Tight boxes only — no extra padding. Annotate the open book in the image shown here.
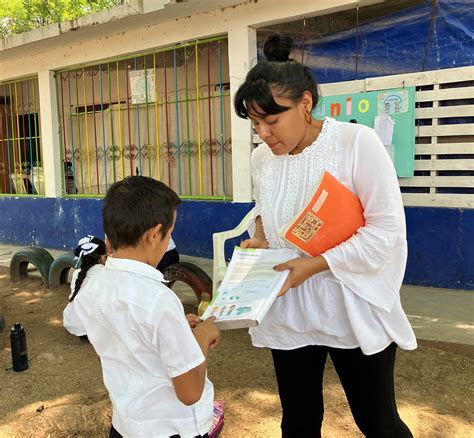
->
[279,171,365,257]
[201,246,299,330]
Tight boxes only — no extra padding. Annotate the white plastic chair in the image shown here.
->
[212,210,255,294]
[10,173,26,194]
[31,166,45,195]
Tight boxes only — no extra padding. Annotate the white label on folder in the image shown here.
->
[311,190,328,213]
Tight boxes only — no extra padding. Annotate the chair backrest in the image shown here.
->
[10,173,26,194]
[31,167,45,195]
[212,210,255,294]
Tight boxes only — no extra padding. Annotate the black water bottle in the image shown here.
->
[10,322,28,372]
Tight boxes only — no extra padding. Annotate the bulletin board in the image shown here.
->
[313,87,416,177]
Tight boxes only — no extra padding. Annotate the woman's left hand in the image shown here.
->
[274,256,329,297]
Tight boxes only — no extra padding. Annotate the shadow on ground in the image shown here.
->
[1,267,473,437]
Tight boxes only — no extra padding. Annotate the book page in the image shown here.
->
[202,247,298,328]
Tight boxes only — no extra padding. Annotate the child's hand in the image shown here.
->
[193,316,221,351]
[186,313,201,329]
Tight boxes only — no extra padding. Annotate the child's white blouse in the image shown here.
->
[63,265,103,336]
[249,118,417,355]
[71,257,214,437]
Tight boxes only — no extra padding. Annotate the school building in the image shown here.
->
[0,0,472,289]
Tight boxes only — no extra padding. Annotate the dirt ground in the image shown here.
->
[1,266,473,437]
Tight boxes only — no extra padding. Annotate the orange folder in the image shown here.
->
[279,171,365,257]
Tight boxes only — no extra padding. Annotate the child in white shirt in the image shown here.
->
[67,176,220,438]
[63,235,106,339]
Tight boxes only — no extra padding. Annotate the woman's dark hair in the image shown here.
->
[70,236,106,302]
[102,176,180,251]
[234,33,319,118]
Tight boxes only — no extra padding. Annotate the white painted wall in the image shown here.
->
[38,71,62,197]
[0,0,383,201]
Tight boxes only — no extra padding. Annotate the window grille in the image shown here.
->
[57,36,232,199]
[0,77,44,196]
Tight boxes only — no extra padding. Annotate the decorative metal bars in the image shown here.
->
[57,37,232,199]
[0,77,43,195]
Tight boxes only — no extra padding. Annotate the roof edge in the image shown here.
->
[1,0,171,52]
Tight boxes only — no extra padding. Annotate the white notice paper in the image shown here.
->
[374,115,396,146]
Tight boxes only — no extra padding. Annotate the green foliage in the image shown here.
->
[0,0,123,38]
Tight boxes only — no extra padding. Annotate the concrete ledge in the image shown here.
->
[1,0,248,52]
[1,1,155,52]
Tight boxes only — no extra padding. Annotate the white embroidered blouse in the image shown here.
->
[248,117,417,355]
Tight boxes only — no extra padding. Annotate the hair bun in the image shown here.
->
[263,33,293,62]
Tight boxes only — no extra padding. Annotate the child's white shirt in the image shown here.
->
[70,257,214,437]
[63,265,104,336]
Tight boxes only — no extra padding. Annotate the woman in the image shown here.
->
[234,33,416,437]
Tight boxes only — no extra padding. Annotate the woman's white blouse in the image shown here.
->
[248,118,417,355]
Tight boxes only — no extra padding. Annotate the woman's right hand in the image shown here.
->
[240,237,269,249]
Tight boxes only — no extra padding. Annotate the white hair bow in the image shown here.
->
[74,235,99,268]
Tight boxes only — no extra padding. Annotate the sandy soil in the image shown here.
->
[1,267,473,437]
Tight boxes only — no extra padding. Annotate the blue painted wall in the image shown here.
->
[0,196,253,257]
[405,207,474,290]
[0,197,472,290]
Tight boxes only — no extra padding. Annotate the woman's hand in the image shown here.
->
[241,216,269,249]
[274,255,329,296]
[240,237,269,249]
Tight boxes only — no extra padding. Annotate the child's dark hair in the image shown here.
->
[102,176,180,250]
[70,236,106,302]
[234,33,319,118]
